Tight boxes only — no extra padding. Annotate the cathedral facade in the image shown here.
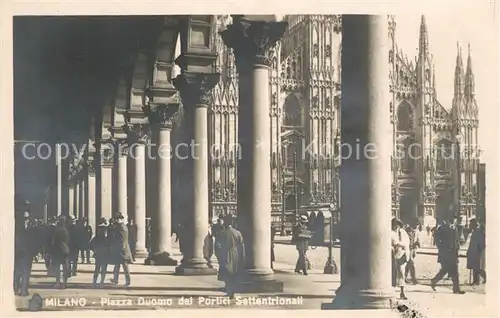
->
[173,15,481,227]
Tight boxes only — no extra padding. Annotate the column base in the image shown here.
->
[236,268,284,293]
[134,247,149,259]
[321,286,393,310]
[174,258,217,276]
[144,251,178,266]
[323,258,339,274]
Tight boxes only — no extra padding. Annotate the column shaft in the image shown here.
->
[74,180,80,218]
[100,165,113,220]
[117,154,128,221]
[80,178,86,219]
[56,144,62,215]
[173,73,219,275]
[68,185,74,217]
[220,17,287,290]
[133,143,148,256]
[154,128,172,253]
[87,169,97,237]
[323,15,392,310]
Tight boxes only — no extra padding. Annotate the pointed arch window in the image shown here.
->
[283,94,303,128]
[397,102,413,132]
[435,139,453,172]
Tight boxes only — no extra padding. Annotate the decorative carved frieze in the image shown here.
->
[173,72,220,107]
[220,17,288,71]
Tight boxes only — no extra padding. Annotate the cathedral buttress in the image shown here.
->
[416,15,434,218]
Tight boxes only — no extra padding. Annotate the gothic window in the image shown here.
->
[389,50,394,63]
[397,102,413,132]
[435,139,453,171]
[397,138,417,171]
[313,43,319,57]
[425,69,431,81]
[325,45,332,58]
[283,94,303,128]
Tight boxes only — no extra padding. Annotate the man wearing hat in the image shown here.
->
[109,212,132,287]
[293,214,312,275]
[430,215,465,294]
[14,211,37,296]
[90,217,110,287]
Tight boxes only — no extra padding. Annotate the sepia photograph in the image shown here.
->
[2,3,497,317]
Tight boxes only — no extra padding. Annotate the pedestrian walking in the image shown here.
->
[50,216,71,289]
[391,218,409,300]
[293,215,312,275]
[90,218,110,288]
[466,218,486,285]
[109,213,132,287]
[215,214,246,299]
[13,211,37,296]
[404,219,420,284]
[430,216,465,294]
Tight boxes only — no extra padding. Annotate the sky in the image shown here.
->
[393,5,497,163]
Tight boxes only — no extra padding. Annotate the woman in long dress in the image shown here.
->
[392,217,410,300]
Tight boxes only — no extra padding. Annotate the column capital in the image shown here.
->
[173,72,220,107]
[122,123,150,144]
[99,138,115,167]
[143,103,180,130]
[220,17,288,71]
[86,156,97,177]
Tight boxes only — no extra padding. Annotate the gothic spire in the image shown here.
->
[419,15,429,57]
[454,42,465,98]
[465,43,475,99]
[464,43,478,118]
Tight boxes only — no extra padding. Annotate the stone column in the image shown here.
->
[55,143,63,215]
[74,176,80,218]
[68,181,74,217]
[86,156,97,235]
[80,177,86,219]
[124,124,149,257]
[220,15,287,291]
[173,73,219,275]
[99,144,114,221]
[116,141,128,221]
[144,103,180,265]
[322,15,392,310]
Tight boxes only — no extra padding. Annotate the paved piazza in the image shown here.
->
[15,238,488,316]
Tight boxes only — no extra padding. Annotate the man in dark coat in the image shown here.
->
[431,216,465,294]
[68,216,79,276]
[51,216,71,289]
[466,218,486,285]
[90,218,110,287]
[215,214,246,299]
[110,213,132,287]
[293,215,312,275]
[80,218,92,264]
[14,211,37,296]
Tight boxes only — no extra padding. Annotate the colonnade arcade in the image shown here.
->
[11,15,398,308]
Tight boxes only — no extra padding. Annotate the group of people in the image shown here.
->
[391,215,486,300]
[15,207,487,300]
[14,212,93,295]
[13,210,141,296]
